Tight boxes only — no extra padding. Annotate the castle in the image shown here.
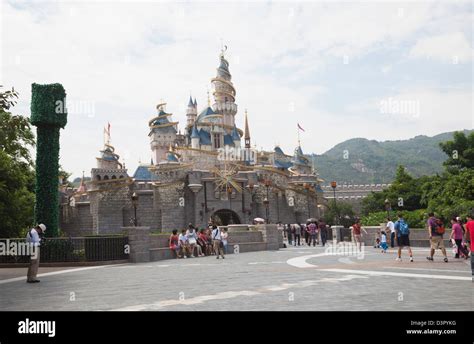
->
[60,50,324,235]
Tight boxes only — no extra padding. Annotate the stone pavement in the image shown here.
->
[0,244,472,311]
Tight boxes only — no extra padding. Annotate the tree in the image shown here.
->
[0,86,36,238]
[439,131,474,171]
[324,201,356,227]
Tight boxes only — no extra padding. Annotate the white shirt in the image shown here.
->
[212,228,222,240]
[26,228,41,246]
[221,231,228,243]
[178,234,188,245]
[381,234,387,243]
[386,221,395,233]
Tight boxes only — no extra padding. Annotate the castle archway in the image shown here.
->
[212,209,241,226]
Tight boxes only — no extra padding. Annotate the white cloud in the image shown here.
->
[410,32,473,63]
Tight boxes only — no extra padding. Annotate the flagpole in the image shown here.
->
[297,123,301,146]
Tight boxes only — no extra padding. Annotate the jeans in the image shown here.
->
[321,231,327,246]
[309,234,318,246]
[294,234,301,246]
[390,232,395,248]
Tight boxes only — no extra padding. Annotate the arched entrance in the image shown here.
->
[212,209,241,226]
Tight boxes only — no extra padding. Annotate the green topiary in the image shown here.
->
[30,83,68,237]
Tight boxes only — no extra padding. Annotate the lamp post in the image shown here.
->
[131,192,139,226]
[384,199,391,219]
[263,197,269,224]
[330,181,338,225]
[263,179,272,223]
[304,183,311,219]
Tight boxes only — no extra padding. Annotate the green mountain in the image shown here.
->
[311,129,472,184]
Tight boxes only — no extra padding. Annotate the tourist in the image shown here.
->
[308,221,318,247]
[394,213,413,262]
[303,222,310,245]
[186,225,199,258]
[319,219,328,247]
[169,229,181,258]
[426,212,448,262]
[286,223,293,246]
[26,223,46,283]
[380,230,388,253]
[179,229,189,258]
[450,217,468,259]
[293,224,301,246]
[351,219,367,252]
[465,214,474,279]
[221,228,229,254]
[211,225,225,259]
[197,229,209,256]
[385,217,396,248]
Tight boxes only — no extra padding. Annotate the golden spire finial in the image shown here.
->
[207,89,211,106]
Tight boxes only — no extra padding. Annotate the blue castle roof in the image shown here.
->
[133,165,157,181]
[231,125,240,141]
[224,134,233,146]
[196,106,216,122]
[198,128,212,145]
[191,124,199,139]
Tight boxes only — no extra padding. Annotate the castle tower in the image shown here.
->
[244,110,251,149]
[149,102,178,164]
[211,49,237,128]
[91,123,128,182]
[186,96,197,128]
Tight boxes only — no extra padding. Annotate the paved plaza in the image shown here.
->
[0,245,472,311]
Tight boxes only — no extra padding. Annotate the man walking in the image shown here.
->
[426,212,448,263]
[26,224,46,283]
[308,222,318,247]
[211,225,225,259]
[394,214,413,262]
[351,219,367,252]
[294,224,301,246]
[319,219,328,247]
[386,217,396,248]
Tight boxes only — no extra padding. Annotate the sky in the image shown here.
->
[1,0,473,180]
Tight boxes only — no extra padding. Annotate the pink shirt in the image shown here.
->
[451,223,463,240]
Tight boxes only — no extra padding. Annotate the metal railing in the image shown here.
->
[0,236,128,263]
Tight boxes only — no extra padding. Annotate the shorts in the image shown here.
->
[430,236,445,250]
[353,234,362,243]
[398,234,410,247]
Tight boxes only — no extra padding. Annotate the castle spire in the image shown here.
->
[244,109,251,149]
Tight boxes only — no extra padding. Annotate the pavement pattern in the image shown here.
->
[0,244,472,311]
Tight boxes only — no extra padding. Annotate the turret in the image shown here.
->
[191,123,200,149]
[186,95,197,127]
[211,49,237,128]
[149,102,178,164]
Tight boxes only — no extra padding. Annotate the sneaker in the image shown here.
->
[183,256,187,259]
[396,257,402,262]
[426,257,433,261]
[216,256,219,259]
[444,257,448,263]
[221,256,225,259]
[410,257,414,262]
[191,255,195,258]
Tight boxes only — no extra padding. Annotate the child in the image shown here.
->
[380,231,388,253]
[374,231,380,248]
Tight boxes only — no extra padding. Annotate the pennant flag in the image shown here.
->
[297,123,305,132]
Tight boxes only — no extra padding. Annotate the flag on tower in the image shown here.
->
[297,123,305,132]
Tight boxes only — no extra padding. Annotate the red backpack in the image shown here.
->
[435,219,445,235]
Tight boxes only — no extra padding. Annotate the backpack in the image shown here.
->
[433,219,445,235]
[398,220,409,235]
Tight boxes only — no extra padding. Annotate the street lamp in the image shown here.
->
[330,181,338,225]
[263,179,272,223]
[131,192,139,226]
[384,199,391,218]
[304,183,311,219]
[263,197,269,224]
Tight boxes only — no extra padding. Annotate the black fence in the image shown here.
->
[0,236,129,263]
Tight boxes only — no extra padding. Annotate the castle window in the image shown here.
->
[111,175,117,179]
[104,175,109,180]
[213,134,221,149]
[96,175,101,181]
[119,175,124,179]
